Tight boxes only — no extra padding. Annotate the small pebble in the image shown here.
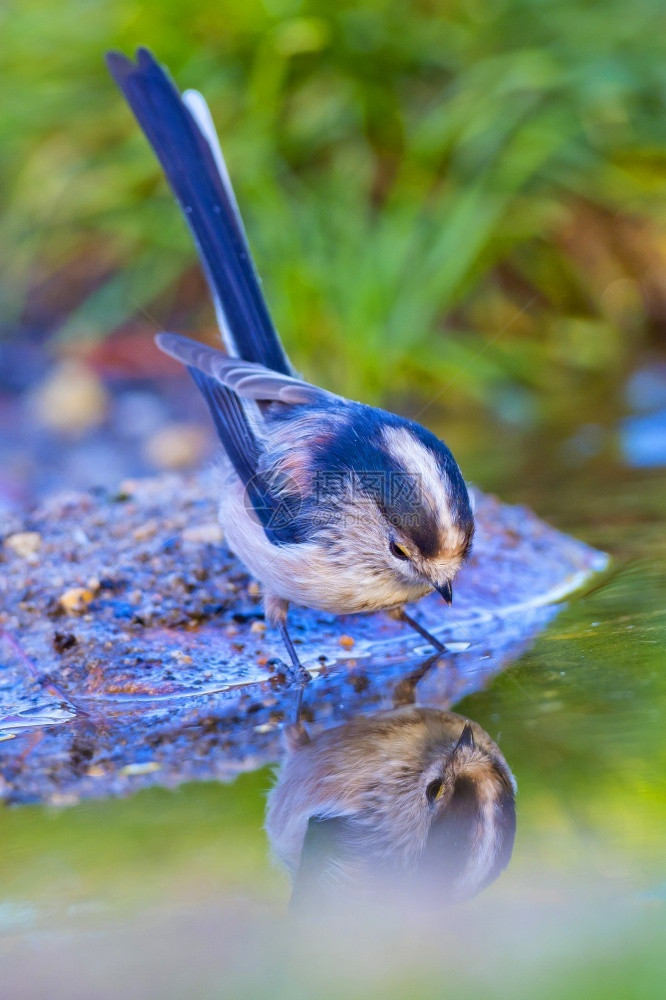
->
[144,423,209,470]
[339,634,355,649]
[30,360,108,435]
[170,651,193,664]
[250,621,266,635]
[4,532,41,558]
[86,765,106,778]
[119,762,161,776]
[58,587,95,614]
[53,631,77,653]
[133,520,159,542]
[182,523,223,545]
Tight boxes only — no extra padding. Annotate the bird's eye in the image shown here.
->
[389,540,410,561]
[426,778,443,805]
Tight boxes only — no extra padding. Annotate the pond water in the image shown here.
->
[0,356,664,999]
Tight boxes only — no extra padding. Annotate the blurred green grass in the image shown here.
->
[2,0,666,413]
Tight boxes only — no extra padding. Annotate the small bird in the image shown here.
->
[107,49,474,677]
[266,708,516,908]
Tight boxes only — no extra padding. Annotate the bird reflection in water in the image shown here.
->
[266,706,516,910]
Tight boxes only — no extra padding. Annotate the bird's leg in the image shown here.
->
[276,621,311,682]
[276,620,311,723]
[388,606,446,653]
[392,653,442,708]
[265,593,311,719]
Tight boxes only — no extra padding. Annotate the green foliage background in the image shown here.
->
[2,8,665,993]
[2,0,666,416]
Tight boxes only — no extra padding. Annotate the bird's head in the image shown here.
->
[266,708,516,910]
[332,420,474,604]
[416,716,517,900]
[276,406,474,612]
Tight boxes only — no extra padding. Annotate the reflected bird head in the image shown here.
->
[266,707,516,910]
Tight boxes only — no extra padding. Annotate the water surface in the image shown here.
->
[0,357,664,999]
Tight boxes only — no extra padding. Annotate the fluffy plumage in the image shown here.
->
[266,708,517,907]
[107,49,475,665]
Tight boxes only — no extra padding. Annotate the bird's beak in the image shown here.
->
[435,581,453,605]
[454,722,475,753]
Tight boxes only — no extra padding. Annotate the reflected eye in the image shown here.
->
[426,778,443,805]
[389,540,410,561]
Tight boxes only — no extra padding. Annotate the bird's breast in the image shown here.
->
[218,480,430,614]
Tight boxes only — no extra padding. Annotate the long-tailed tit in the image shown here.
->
[107,49,474,677]
[267,708,516,908]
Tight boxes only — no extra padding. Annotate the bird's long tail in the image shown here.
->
[106,47,292,376]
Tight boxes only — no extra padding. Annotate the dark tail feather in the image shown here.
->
[106,47,292,375]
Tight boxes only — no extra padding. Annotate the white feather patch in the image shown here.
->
[382,425,455,533]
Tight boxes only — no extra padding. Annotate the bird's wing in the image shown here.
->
[289,815,362,913]
[106,47,292,375]
[188,369,261,489]
[186,368,300,545]
[157,332,336,406]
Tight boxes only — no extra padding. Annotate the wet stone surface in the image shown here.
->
[0,471,607,805]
